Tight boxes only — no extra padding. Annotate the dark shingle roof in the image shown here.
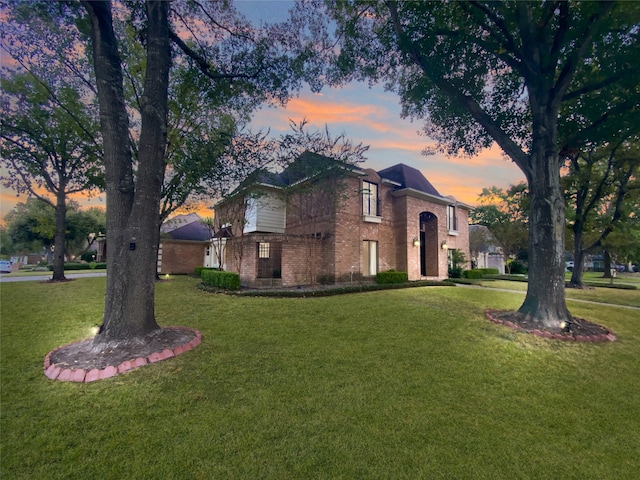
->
[161,214,211,241]
[167,221,212,241]
[254,151,358,188]
[377,163,441,197]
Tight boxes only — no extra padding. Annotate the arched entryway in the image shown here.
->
[419,212,438,277]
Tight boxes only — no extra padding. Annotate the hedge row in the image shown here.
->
[375,270,408,284]
[201,269,241,290]
[463,269,483,279]
[461,268,500,279]
[484,274,529,282]
[477,268,499,275]
[194,266,218,277]
[47,262,106,271]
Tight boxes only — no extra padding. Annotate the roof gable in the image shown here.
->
[377,163,441,197]
[161,214,211,241]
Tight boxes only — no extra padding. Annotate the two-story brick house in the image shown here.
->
[214,152,470,287]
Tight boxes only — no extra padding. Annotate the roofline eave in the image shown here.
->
[391,188,473,209]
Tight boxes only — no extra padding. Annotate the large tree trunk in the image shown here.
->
[84,0,170,343]
[519,159,571,328]
[52,189,67,281]
[517,99,572,329]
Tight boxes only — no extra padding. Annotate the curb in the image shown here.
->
[44,326,202,383]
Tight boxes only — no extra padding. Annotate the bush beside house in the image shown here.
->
[376,270,409,284]
[201,270,241,290]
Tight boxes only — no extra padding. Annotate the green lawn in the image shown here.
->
[1,276,639,479]
[1,268,107,277]
[477,275,640,308]
[576,271,640,287]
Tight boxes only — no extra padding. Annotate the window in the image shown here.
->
[362,181,379,216]
[257,242,282,278]
[258,242,270,259]
[447,205,458,232]
[362,240,378,277]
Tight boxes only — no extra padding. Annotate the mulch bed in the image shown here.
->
[486,310,616,342]
[44,326,201,383]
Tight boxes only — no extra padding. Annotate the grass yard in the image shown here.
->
[478,279,640,308]
[0,268,107,277]
[1,276,639,479]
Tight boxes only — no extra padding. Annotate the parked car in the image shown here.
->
[565,261,574,272]
[0,260,12,273]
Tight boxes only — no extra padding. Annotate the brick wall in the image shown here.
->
[158,240,207,275]
[219,168,471,286]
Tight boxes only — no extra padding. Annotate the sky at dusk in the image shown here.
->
[0,0,526,222]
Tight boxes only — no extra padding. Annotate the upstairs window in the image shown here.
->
[362,181,379,216]
[447,205,458,232]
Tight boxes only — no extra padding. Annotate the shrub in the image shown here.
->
[376,270,408,284]
[448,250,467,279]
[195,266,218,277]
[201,270,241,290]
[478,268,499,275]
[508,260,528,274]
[48,263,91,271]
[80,251,98,263]
[463,269,484,279]
[448,267,463,278]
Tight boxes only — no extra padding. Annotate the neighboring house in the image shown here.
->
[10,253,42,266]
[468,224,505,274]
[215,152,471,287]
[90,214,218,273]
[158,213,213,275]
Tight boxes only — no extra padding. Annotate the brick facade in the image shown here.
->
[158,240,207,275]
[218,162,471,287]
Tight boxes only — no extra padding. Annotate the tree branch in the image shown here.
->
[168,30,263,82]
[551,2,614,110]
[385,1,529,172]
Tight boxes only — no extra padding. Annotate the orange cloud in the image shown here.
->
[419,160,525,206]
[255,95,392,136]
